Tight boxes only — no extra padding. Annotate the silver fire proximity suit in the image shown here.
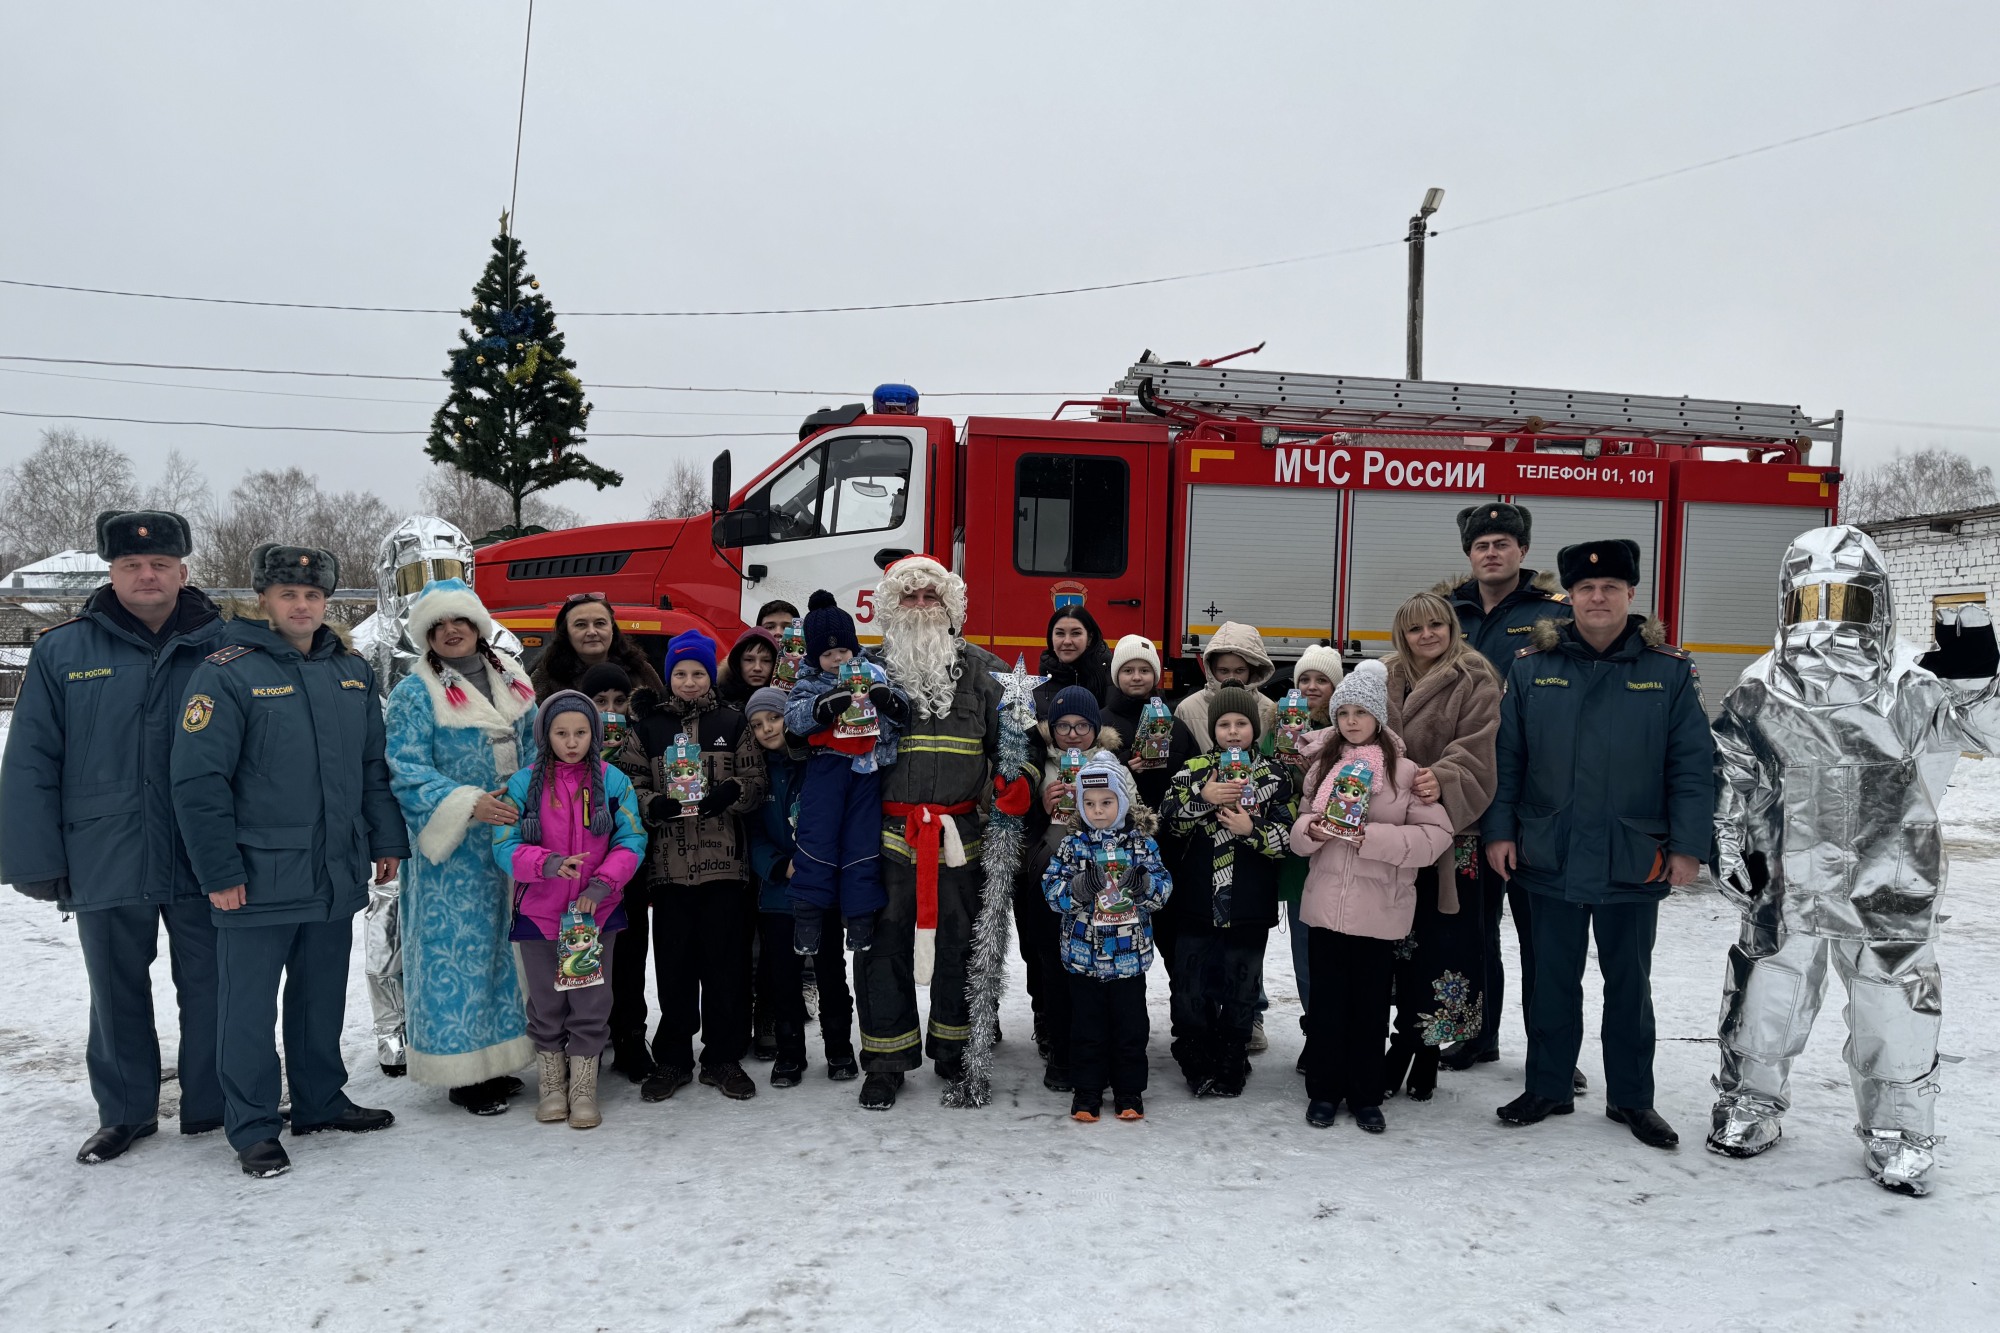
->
[1709,525,2000,1194]
[349,517,521,1070]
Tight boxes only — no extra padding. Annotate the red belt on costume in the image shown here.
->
[882,799,978,933]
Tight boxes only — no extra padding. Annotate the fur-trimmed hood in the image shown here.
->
[407,640,536,730]
[217,598,353,651]
[1034,721,1125,758]
[1061,800,1160,838]
[1527,614,1666,652]
[1432,567,1564,605]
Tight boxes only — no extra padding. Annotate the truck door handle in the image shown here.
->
[873,548,913,570]
[747,564,768,584]
[1109,598,1141,607]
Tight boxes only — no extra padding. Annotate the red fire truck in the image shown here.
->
[473,356,1843,713]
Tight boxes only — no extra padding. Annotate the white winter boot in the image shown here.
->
[536,1050,568,1123]
[567,1055,602,1130]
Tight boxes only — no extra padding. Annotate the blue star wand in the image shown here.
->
[942,654,1046,1108]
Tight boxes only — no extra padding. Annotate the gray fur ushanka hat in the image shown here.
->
[95,509,192,561]
[251,543,339,593]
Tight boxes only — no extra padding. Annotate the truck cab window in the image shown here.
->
[742,435,912,544]
[1015,454,1127,576]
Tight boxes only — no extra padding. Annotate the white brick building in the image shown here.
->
[1863,503,2000,650]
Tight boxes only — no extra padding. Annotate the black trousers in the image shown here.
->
[1011,872,1071,1068]
[757,911,854,1062]
[75,900,222,1129]
[650,881,753,1070]
[855,856,978,1073]
[214,915,355,1152]
[1167,928,1266,1083]
[1474,865,1538,1054]
[1068,972,1149,1097]
[608,879,653,1046]
[1525,895,1659,1107]
[1305,927,1394,1110]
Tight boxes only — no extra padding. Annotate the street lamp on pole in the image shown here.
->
[1405,187,1445,380]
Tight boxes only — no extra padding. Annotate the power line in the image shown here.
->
[4,79,1991,319]
[0,365,812,417]
[0,354,1083,396]
[0,406,791,439]
[1446,80,2000,238]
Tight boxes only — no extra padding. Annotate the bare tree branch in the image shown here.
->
[1843,446,1998,523]
[645,457,710,520]
[0,427,140,561]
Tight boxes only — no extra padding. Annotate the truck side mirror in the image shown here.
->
[711,450,732,515]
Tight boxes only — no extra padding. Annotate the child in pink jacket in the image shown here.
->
[495,691,648,1128]
[1289,660,1453,1135]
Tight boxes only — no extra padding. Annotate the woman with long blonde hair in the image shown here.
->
[1379,591,1502,1101]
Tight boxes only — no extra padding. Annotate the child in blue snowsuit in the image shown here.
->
[783,590,908,956]
[743,686,859,1087]
[1042,752,1172,1123]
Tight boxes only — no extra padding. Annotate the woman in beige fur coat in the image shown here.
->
[1381,591,1501,1101]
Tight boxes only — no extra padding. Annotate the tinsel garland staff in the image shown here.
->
[943,655,1047,1109]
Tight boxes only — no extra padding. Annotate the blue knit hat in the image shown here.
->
[665,628,718,685]
[802,588,861,660]
[1047,684,1101,731]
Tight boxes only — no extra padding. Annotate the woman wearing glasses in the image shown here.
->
[530,593,666,703]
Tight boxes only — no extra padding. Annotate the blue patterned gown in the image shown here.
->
[386,655,539,1086]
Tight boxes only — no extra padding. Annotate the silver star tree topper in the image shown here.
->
[991,654,1048,724]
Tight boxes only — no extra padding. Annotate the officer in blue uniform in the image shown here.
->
[1,511,228,1164]
[1481,539,1715,1150]
[172,543,409,1178]
[1439,502,1578,1085]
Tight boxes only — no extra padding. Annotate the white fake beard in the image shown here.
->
[880,604,961,719]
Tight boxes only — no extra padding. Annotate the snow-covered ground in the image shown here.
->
[3,705,1997,1330]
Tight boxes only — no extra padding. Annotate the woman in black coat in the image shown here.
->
[1031,604,1112,719]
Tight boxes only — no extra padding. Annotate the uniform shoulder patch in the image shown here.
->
[37,617,83,636]
[339,677,369,690]
[182,694,215,732]
[1514,644,1544,658]
[1645,644,1693,661]
[250,684,295,698]
[206,644,258,666]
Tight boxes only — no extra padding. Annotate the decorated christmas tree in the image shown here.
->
[425,216,620,535]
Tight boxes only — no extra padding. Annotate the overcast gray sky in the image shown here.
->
[3,1,1996,520]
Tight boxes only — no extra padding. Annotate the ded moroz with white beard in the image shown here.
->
[851,556,1037,1110]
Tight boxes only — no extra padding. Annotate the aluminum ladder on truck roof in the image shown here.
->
[1111,360,1842,453]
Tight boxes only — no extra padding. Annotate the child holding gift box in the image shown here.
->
[783,590,910,958]
[494,691,647,1130]
[1159,687,1297,1098]
[1041,752,1172,1123]
[1289,660,1454,1135]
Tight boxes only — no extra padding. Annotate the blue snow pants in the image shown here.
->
[789,752,886,921]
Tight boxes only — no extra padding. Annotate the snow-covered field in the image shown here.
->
[3,706,1997,1330]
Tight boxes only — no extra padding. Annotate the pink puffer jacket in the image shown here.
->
[1289,733,1454,941]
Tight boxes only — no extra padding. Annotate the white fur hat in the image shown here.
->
[875,554,968,632]
[1294,643,1346,687]
[1110,634,1161,680]
[406,577,496,647]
